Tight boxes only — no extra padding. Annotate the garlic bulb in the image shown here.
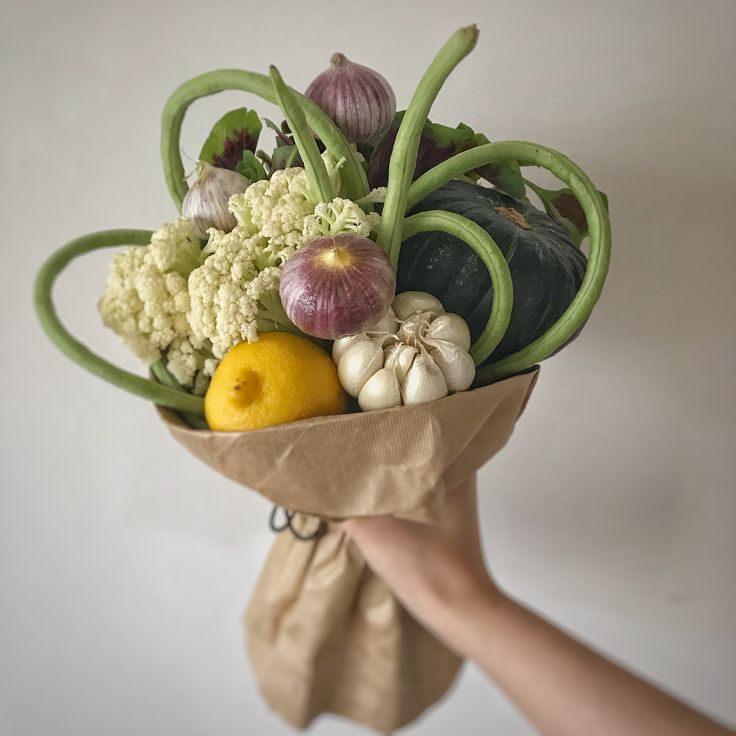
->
[182,162,250,238]
[332,291,476,411]
[280,234,396,340]
[305,53,396,143]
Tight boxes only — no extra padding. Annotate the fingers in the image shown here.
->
[343,475,479,541]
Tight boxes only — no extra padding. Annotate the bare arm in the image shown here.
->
[342,476,733,736]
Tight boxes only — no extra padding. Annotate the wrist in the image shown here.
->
[416,573,507,650]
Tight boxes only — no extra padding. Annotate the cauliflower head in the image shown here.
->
[99,218,201,363]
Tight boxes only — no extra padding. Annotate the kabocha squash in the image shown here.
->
[397,180,588,363]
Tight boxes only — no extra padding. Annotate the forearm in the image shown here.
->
[426,586,731,736]
[342,482,732,736]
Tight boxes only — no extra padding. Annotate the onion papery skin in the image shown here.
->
[280,234,396,340]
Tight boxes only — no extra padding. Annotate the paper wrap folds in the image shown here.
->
[159,367,539,733]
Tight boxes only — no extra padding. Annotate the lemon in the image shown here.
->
[205,332,346,431]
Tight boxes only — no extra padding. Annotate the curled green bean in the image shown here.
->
[406,141,611,382]
[160,69,369,209]
[33,229,206,416]
[377,25,479,265]
[269,65,335,204]
[402,210,513,365]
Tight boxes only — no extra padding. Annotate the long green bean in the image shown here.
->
[376,25,479,265]
[401,211,513,365]
[160,69,369,209]
[151,360,209,428]
[269,65,335,204]
[33,229,206,416]
[405,141,611,382]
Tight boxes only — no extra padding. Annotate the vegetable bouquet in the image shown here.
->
[34,25,610,733]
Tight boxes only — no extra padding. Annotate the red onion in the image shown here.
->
[305,53,396,144]
[280,234,396,340]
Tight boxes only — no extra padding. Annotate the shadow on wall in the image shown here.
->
[478,93,735,618]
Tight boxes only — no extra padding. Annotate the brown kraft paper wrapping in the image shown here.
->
[158,367,539,733]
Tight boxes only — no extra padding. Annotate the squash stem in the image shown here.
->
[160,69,369,209]
[401,210,513,365]
[376,25,479,266]
[405,141,611,383]
[269,65,335,204]
[33,229,207,416]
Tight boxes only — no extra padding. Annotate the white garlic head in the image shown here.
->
[332,291,476,411]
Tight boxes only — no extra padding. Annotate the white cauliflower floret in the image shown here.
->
[146,218,202,274]
[188,230,294,359]
[228,167,314,250]
[303,197,382,240]
[225,153,368,251]
[165,337,214,395]
[357,186,388,206]
[98,219,202,366]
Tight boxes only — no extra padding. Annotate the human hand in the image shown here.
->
[341,475,500,635]
[345,477,735,736]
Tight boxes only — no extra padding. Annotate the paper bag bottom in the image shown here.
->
[245,522,463,734]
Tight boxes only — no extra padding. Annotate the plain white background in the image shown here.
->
[2,0,735,733]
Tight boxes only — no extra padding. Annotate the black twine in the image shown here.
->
[269,505,325,541]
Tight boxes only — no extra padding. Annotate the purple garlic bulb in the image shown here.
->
[305,53,396,143]
[279,233,396,340]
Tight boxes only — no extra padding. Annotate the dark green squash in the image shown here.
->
[397,180,588,363]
